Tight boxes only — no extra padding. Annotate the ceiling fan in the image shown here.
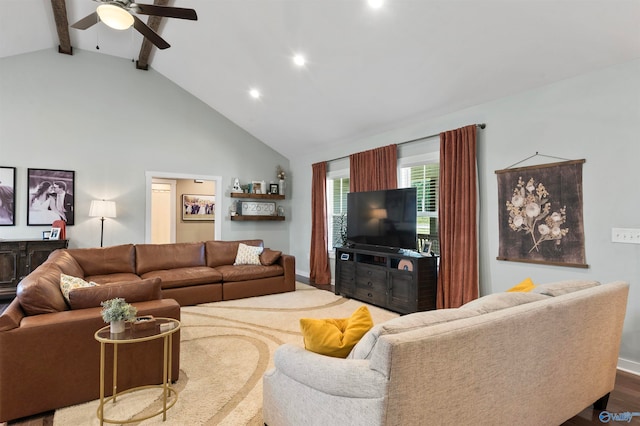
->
[71,0,198,50]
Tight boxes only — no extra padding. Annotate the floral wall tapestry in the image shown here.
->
[495,159,587,268]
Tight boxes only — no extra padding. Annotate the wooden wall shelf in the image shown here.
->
[230,193,284,200]
[231,215,285,221]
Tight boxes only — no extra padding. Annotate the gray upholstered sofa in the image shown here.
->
[263,280,629,426]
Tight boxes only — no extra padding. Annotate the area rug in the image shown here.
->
[53,283,398,425]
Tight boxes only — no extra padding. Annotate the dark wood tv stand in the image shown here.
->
[334,246,438,314]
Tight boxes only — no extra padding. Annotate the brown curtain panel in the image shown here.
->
[310,161,332,285]
[349,144,398,192]
[437,125,479,308]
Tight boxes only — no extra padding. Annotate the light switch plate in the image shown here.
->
[611,228,640,244]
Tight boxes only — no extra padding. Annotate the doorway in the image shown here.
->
[145,171,223,244]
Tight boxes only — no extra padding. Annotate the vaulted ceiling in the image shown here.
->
[2,0,639,158]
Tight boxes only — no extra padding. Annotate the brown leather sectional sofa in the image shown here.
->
[0,239,295,423]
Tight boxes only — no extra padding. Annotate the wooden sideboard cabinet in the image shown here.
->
[334,246,438,314]
[0,239,69,299]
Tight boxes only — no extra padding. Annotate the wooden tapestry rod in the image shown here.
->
[327,123,486,163]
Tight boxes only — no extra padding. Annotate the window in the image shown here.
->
[327,176,349,251]
[399,162,440,254]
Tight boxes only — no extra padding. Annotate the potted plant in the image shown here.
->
[100,298,137,334]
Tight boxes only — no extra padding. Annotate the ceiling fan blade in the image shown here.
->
[132,4,197,20]
[71,11,99,30]
[132,15,171,49]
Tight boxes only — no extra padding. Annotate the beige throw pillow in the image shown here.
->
[60,273,98,304]
[234,243,264,265]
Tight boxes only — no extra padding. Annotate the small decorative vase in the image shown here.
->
[110,320,125,334]
[279,179,285,195]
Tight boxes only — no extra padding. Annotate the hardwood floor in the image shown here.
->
[2,286,639,425]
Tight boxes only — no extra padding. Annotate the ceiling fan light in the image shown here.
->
[97,4,134,30]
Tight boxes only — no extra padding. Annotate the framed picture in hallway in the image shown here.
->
[182,194,215,221]
[0,166,16,226]
[27,168,75,226]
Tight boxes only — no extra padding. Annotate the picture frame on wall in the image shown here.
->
[0,166,16,226]
[182,194,215,221]
[27,168,75,226]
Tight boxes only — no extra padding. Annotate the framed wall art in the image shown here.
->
[0,166,16,226]
[495,159,587,268]
[182,194,215,221]
[27,168,75,226]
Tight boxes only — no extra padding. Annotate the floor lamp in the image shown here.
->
[89,200,117,247]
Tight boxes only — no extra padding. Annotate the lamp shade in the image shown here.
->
[96,4,134,30]
[89,200,117,218]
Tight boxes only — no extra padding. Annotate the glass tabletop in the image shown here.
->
[95,317,180,343]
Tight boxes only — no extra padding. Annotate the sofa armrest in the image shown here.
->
[0,299,24,332]
[269,344,387,398]
[278,254,296,291]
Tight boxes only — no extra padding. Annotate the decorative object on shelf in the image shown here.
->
[269,183,279,195]
[277,165,286,195]
[49,227,61,240]
[100,297,137,334]
[42,231,51,240]
[232,178,242,193]
[277,206,285,217]
[182,194,215,221]
[27,168,75,226]
[238,201,276,216]
[251,181,264,194]
[89,199,117,247]
[0,166,16,226]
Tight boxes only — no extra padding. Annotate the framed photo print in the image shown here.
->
[182,194,215,221]
[0,166,16,226]
[27,168,75,226]
[49,227,61,240]
[251,181,263,194]
[269,183,279,195]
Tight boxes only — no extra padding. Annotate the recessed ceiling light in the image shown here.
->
[293,54,306,67]
[249,88,261,99]
[368,0,384,9]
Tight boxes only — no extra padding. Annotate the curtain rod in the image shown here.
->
[328,123,486,163]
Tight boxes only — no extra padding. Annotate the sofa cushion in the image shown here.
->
[300,305,373,358]
[67,244,136,276]
[348,308,479,360]
[68,277,162,310]
[260,249,282,266]
[205,240,264,267]
[215,264,284,282]
[531,279,600,297]
[234,243,264,265]
[461,292,550,315]
[59,273,98,304]
[47,250,85,278]
[85,273,142,285]
[506,277,536,292]
[140,266,222,289]
[16,262,69,315]
[136,242,205,275]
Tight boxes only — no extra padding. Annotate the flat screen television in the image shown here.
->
[346,188,417,251]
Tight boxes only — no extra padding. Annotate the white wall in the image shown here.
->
[289,59,640,372]
[0,48,290,252]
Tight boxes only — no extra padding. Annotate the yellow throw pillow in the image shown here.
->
[300,305,373,358]
[506,277,536,293]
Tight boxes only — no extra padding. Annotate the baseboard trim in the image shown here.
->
[618,358,640,376]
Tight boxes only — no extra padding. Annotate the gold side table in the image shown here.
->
[94,317,180,425]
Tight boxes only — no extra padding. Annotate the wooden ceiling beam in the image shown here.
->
[136,0,169,70]
[50,0,73,55]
